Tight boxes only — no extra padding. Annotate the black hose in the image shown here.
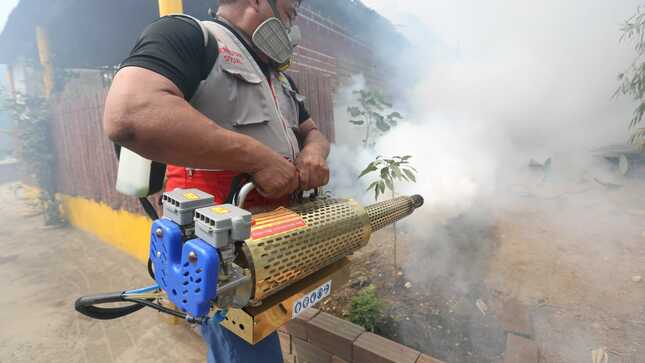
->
[123,298,206,324]
[124,298,187,320]
[74,292,146,320]
[75,292,206,324]
[147,258,155,280]
[139,197,160,221]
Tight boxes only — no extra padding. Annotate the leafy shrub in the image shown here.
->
[350,284,385,332]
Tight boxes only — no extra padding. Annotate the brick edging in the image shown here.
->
[280,298,541,363]
[281,308,445,363]
[500,299,539,363]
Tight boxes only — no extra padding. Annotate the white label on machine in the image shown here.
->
[292,280,332,318]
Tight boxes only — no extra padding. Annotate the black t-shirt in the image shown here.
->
[120,16,311,123]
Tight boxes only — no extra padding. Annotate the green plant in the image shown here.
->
[348,90,402,148]
[359,155,417,201]
[616,6,645,149]
[1,89,63,225]
[350,284,385,332]
[359,155,417,268]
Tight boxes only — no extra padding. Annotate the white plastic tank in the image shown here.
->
[116,147,153,197]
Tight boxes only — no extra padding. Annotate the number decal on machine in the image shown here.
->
[292,280,332,318]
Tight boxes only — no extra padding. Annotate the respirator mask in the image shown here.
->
[251,0,301,71]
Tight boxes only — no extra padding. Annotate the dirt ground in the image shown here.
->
[323,168,645,363]
[489,177,645,362]
[0,183,207,363]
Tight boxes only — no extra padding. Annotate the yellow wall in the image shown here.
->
[60,195,151,263]
[158,0,183,16]
[35,26,54,98]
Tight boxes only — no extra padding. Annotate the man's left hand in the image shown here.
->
[295,148,330,191]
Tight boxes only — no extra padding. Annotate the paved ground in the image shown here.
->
[0,183,207,363]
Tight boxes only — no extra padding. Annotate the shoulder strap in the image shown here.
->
[166,14,209,47]
[201,21,268,81]
[166,14,218,80]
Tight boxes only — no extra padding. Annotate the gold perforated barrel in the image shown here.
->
[365,195,424,232]
[245,195,423,301]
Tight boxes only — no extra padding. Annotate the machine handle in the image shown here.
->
[237,182,256,209]
[74,292,145,320]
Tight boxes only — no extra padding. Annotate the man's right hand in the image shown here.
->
[252,154,300,199]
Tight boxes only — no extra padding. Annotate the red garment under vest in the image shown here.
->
[165,166,289,209]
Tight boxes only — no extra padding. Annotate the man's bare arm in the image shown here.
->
[103,66,299,197]
[298,119,330,158]
[294,119,330,189]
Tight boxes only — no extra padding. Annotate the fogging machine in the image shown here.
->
[75,183,423,344]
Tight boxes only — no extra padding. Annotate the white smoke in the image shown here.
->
[327,0,644,224]
[327,1,644,360]
[330,0,641,209]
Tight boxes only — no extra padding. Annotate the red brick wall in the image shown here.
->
[279,308,445,363]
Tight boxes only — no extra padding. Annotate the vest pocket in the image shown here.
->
[233,118,269,127]
[220,68,273,127]
[222,67,263,85]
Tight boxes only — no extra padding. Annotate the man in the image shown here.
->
[103,0,330,361]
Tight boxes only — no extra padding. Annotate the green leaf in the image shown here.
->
[350,120,365,126]
[348,106,362,117]
[375,116,391,132]
[388,112,403,119]
[375,92,392,108]
[380,167,390,179]
[367,181,379,191]
[543,157,552,174]
[359,163,378,179]
[403,168,417,183]
[384,175,394,191]
[378,180,386,194]
[392,165,404,179]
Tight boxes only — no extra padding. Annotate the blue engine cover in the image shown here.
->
[149,219,220,317]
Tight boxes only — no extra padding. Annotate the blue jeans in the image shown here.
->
[202,319,283,363]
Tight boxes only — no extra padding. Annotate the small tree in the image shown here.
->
[348,90,402,148]
[616,6,645,149]
[359,156,417,268]
[1,90,63,225]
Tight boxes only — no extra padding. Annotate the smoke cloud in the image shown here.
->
[330,0,644,244]
[328,0,645,360]
[332,0,642,206]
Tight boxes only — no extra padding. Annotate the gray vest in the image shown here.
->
[190,20,302,163]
